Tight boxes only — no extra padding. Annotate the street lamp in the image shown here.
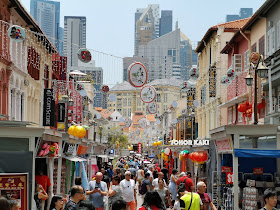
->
[245,53,269,125]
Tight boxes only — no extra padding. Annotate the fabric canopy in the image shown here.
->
[234,149,280,158]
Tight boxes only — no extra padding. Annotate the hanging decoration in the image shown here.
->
[125,118,132,127]
[140,85,156,103]
[220,75,232,85]
[38,141,60,157]
[171,101,178,108]
[139,119,148,128]
[102,85,110,92]
[128,62,148,87]
[155,119,161,124]
[179,150,189,162]
[8,25,26,42]
[189,67,199,79]
[227,67,236,79]
[68,124,87,138]
[136,128,141,136]
[164,148,171,156]
[172,119,178,124]
[257,98,266,113]
[238,101,253,123]
[189,151,208,164]
[77,48,92,63]
[250,52,261,65]
[147,101,157,114]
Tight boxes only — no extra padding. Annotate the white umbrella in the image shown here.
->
[143,160,151,164]
[69,70,87,76]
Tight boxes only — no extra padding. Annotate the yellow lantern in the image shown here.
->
[72,125,78,136]
[116,141,120,148]
[161,153,165,158]
[158,141,162,146]
[78,127,87,138]
[153,142,157,146]
[68,125,75,135]
[163,155,169,161]
[74,126,84,138]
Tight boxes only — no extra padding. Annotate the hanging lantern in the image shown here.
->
[77,48,92,63]
[202,151,208,162]
[165,148,171,155]
[153,142,157,147]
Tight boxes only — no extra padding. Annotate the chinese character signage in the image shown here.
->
[77,145,88,155]
[43,89,55,126]
[253,168,263,175]
[0,173,28,210]
[222,166,232,173]
[209,67,216,97]
[215,138,232,153]
[138,143,142,154]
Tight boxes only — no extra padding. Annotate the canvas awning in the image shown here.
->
[64,156,87,162]
[234,149,280,158]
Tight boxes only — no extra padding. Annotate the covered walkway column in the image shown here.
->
[233,134,239,208]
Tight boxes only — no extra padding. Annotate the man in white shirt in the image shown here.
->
[147,165,154,184]
[120,171,137,210]
[152,172,167,189]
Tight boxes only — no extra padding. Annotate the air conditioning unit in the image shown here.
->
[234,54,242,76]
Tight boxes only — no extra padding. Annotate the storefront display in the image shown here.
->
[0,173,28,210]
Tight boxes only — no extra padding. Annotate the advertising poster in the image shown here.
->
[0,173,28,210]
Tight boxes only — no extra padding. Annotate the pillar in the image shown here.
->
[233,134,239,209]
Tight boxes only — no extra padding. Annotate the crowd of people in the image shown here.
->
[0,156,278,209]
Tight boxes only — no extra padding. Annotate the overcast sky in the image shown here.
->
[20,0,265,58]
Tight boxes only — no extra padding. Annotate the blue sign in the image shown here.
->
[109,149,114,154]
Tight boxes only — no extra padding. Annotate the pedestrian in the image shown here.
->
[140,173,151,195]
[101,168,110,190]
[128,164,137,181]
[152,172,167,189]
[65,185,85,210]
[160,166,169,184]
[153,165,158,179]
[107,165,114,181]
[260,189,278,210]
[87,172,108,210]
[178,185,202,210]
[49,195,63,210]
[137,165,145,187]
[34,182,49,210]
[169,169,178,205]
[139,191,166,210]
[120,171,137,210]
[0,196,10,210]
[155,178,172,209]
[197,181,217,210]
[147,165,154,181]
[108,176,122,209]
[78,200,95,210]
[177,171,194,192]
[111,199,127,210]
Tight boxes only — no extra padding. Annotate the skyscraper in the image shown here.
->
[30,0,62,53]
[63,16,86,71]
[159,10,172,36]
[180,33,192,81]
[226,8,253,22]
[134,4,160,56]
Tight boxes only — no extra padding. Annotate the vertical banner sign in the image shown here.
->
[43,89,55,126]
[226,172,233,184]
[137,143,142,154]
[209,66,216,97]
[0,173,28,210]
[187,88,196,115]
[58,103,65,122]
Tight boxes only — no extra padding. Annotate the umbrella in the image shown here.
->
[149,154,155,158]
[143,160,151,164]
[69,70,87,76]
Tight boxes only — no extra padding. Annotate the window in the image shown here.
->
[27,47,40,80]
[173,50,176,56]
[252,43,257,52]
[164,105,167,110]
[244,50,249,72]
[168,50,172,56]
[234,54,242,75]
[137,97,141,106]
[128,98,132,106]
[123,98,127,106]
[259,36,265,56]
[277,20,280,50]
[117,109,122,112]
[233,105,236,123]
[228,107,232,125]
[173,57,176,62]
[123,109,127,117]
[156,94,161,102]
[238,108,243,123]
[267,27,275,56]
[164,93,168,102]
[128,108,131,117]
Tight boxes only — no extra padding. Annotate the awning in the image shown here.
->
[234,149,280,158]
[64,156,87,162]
[219,93,248,108]
[97,155,109,158]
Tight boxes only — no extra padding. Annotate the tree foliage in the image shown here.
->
[102,125,128,148]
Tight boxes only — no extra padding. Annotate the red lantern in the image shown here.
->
[189,153,194,161]
[192,152,199,162]
[196,153,204,162]
[238,103,246,112]
[202,152,208,162]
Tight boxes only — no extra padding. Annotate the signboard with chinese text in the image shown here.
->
[0,173,28,210]
[77,145,88,155]
[215,138,232,153]
[222,166,232,173]
[253,168,263,175]
[137,143,142,154]
[209,67,216,97]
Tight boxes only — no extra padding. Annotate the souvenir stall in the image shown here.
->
[0,124,44,210]
[210,124,280,209]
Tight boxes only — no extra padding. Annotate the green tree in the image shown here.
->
[103,125,128,148]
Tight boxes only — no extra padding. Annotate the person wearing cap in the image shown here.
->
[120,171,137,210]
[177,171,194,192]
[197,181,217,210]
[178,184,203,210]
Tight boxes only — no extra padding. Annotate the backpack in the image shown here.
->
[140,180,148,195]
[178,177,190,191]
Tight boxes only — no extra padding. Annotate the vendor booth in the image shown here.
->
[210,124,280,209]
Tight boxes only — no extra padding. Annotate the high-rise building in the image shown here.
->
[180,33,192,81]
[58,27,64,55]
[123,57,149,82]
[134,4,160,56]
[226,8,253,22]
[30,0,62,53]
[138,28,192,82]
[240,8,253,19]
[159,10,172,36]
[79,67,106,108]
[63,16,86,71]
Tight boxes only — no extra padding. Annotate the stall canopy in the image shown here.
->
[234,149,280,158]
[64,156,87,162]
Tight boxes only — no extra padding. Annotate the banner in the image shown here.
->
[209,67,216,97]
[222,166,232,173]
[0,173,28,210]
[43,89,55,126]
[253,167,263,175]
[58,103,65,122]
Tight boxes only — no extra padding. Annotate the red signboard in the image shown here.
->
[77,145,88,155]
[253,167,263,175]
[215,139,232,152]
[222,166,232,173]
[137,143,142,154]
[0,173,28,210]
[226,172,233,184]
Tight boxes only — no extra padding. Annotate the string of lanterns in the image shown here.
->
[68,123,89,138]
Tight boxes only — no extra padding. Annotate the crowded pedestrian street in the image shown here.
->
[1,0,280,209]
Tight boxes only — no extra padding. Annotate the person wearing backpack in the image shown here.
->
[140,173,151,196]
[177,172,194,192]
[178,185,203,210]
